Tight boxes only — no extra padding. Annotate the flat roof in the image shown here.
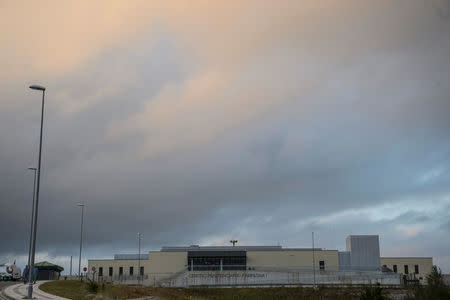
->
[161,246,324,252]
[380,257,432,259]
[114,254,149,260]
[89,245,328,261]
[35,261,64,272]
[188,250,246,257]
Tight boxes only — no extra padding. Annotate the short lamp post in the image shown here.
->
[138,233,142,285]
[78,203,85,280]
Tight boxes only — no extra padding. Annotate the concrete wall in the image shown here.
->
[88,251,187,285]
[160,270,401,287]
[346,235,380,270]
[87,245,434,287]
[247,250,339,271]
[88,259,147,284]
[89,250,341,285]
[145,251,187,283]
[338,251,351,270]
[380,257,432,283]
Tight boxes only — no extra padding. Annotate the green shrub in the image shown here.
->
[414,266,450,300]
[86,280,99,294]
[360,283,385,300]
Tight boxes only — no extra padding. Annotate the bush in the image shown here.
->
[86,280,99,294]
[421,266,450,300]
[410,266,450,300]
[426,266,446,288]
[360,283,385,300]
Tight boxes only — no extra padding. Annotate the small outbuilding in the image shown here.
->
[35,261,64,280]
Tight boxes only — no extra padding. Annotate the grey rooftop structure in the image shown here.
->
[113,254,149,260]
[160,245,322,252]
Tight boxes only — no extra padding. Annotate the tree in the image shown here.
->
[414,265,450,300]
[424,265,449,299]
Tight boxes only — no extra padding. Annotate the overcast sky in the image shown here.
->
[1,0,450,274]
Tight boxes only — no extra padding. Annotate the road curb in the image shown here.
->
[35,282,70,300]
[1,285,18,300]
[1,281,69,300]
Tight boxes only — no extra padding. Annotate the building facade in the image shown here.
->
[380,257,433,283]
[88,235,433,286]
[35,261,64,280]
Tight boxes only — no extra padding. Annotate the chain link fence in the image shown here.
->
[91,266,402,287]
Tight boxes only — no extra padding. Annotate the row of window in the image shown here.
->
[384,264,419,274]
[188,256,247,271]
[94,261,328,276]
[97,266,144,277]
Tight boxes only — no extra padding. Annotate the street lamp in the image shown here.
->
[26,168,37,283]
[28,84,46,299]
[77,203,85,280]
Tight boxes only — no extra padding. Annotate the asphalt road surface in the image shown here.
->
[0,281,17,299]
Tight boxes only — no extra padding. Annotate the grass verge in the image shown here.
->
[39,280,90,300]
[40,280,417,300]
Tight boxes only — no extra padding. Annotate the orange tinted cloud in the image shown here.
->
[0,1,356,77]
[2,1,447,154]
[0,1,154,77]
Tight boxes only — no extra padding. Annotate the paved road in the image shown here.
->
[0,281,16,290]
[0,281,17,300]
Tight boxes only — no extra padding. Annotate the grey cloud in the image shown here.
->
[1,0,450,274]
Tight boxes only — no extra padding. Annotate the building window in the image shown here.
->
[129,266,134,276]
[187,252,246,271]
[140,266,144,276]
[119,267,123,276]
[404,265,409,274]
[319,261,325,270]
[393,265,397,273]
[415,265,419,274]
[99,267,103,276]
[109,267,113,276]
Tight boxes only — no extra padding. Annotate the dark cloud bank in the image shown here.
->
[1,0,450,272]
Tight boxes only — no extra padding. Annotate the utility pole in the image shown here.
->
[77,203,85,280]
[312,232,316,288]
[70,256,72,277]
[230,240,238,247]
[138,233,142,285]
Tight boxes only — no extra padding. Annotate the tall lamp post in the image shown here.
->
[28,84,46,299]
[26,168,37,279]
[78,203,85,280]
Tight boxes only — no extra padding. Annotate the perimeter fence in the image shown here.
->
[92,265,403,287]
